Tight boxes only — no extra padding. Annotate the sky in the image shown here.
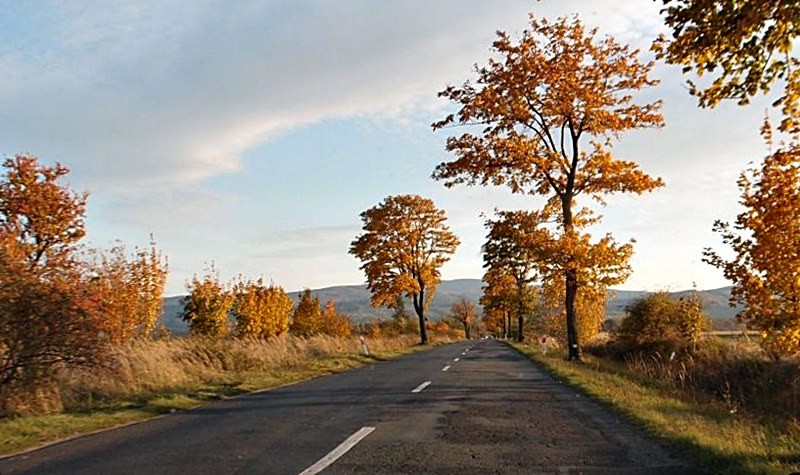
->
[0,1,776,296]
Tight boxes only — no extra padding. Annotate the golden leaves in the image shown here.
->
[182,266,234,338]
[704,126,800,357]
[350,195,459,343]
[655,0,800,132]
[88,238,169,342]
[432,15,664,203]
[233,277,293,339]
[0,155,88,269]
[350,194,459,310]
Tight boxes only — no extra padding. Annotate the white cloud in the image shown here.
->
[1,1,763,294]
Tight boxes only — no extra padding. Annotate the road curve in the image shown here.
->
[0,340,703,474]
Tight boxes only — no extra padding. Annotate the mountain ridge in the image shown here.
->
[158,279,738,335]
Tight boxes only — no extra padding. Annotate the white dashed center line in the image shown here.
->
[298,426,375,475]
[442,365,451,372]
[411,381,431,393]
[454,357,460,362]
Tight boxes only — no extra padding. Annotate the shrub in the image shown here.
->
[615,291,707,351]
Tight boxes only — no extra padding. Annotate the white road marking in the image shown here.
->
[411,381,432,393]
[454,357,460,362]
[298,426,375,475]
[442,365,451,372]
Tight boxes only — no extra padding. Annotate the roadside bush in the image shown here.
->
[614,291,707,351]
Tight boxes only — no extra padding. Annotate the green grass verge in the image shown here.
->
[510,341,800,475]
[0,346,421,457]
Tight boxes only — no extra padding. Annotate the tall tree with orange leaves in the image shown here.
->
[0,155,103,413]
[704,122,800,358]
[433,15,663,360]
[350,194,459,344]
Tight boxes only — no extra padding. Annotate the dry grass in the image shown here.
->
[0,334,419,456]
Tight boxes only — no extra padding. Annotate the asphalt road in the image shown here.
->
[0,340,703,474]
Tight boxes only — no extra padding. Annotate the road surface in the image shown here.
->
[0,339,702,474]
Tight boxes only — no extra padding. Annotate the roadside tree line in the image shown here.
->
[351,2,800,359]
[181,271,352,340]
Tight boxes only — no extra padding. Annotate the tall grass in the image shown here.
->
[6,334,417,417]
[587,336,800,423]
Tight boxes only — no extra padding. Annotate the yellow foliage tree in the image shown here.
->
[482,210,549,342]
[232,277,293,338]
[320,299,352,338]
[88,238,168,342]
[654,0,800,132]
[538,275,607,346]
[290,289,324,338]
[704,123,800,358]
[350,194,460,344]
[433,15,663,360]
[182,267,233,338]
[480,268,517,338]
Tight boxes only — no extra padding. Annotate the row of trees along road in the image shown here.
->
[351,2,800,359]
[181,271,352,339]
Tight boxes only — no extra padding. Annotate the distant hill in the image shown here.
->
[158,279,738,335]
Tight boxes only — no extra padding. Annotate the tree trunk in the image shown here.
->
[506,312,512,339]
[562,189,582,361]
[516,281,525,342]
[463,322,471,340]
[412,291,428,345]
[502,311,508,339]
[565,268,581,360]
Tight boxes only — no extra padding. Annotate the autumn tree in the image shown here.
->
[654,0,800,132]
[482,210,549,341]
[433,15,663,359]
[0,155,87,269]
[538,275,607,345]
[320,299,353,338]
[88,238,168,342]
[182,267,233,338]
[232,278,293,338]
[290,289,324,338]
[0,155,103,413]
[704,123,800,358]
[481,268,517,338]
[350,194,460,344]
[450,297,477,339]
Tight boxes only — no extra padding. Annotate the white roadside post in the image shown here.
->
[359,336,370,356]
